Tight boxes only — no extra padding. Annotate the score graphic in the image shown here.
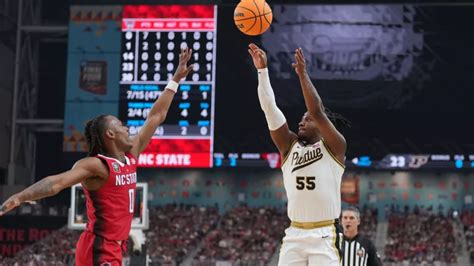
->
[119,5,217,168]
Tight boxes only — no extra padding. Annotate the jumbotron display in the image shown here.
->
[64,4,474,169]
[119,5,217,168]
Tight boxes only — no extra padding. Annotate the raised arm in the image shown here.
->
[0,157,108,216]
[248,43,298,157]
[292,48,346,164]
[129,47,194,157]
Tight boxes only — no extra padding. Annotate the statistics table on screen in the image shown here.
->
[119,5,217,168]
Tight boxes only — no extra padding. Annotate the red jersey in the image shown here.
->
[82,153,137,241]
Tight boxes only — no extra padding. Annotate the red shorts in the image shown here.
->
[75,231,123,266]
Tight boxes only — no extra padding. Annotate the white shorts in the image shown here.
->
[278,222,342,266]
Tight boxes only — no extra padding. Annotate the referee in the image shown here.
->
[341,206,382,266]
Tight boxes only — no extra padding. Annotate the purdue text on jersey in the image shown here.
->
[291,147,323,172]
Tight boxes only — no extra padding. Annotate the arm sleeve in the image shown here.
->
[257,68,286,131]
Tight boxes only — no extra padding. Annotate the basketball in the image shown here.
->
[234,0,273,36]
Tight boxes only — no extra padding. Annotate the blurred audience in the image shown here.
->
[358,206,378,242]
[461,209,474,264]
[146,204,219,266]
[0,227,80,266]
[193,205,289,266]
[4,204,465,266]
[384,205,458,266]
[1,204,219,266]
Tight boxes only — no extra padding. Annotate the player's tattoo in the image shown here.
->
[20,178,55,201]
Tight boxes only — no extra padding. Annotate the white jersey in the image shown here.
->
[281,139,345,222]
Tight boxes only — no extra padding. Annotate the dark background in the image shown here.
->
[213,4,474,158]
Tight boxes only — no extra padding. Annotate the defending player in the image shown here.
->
[0,48,194,265]
[248,43,346,265]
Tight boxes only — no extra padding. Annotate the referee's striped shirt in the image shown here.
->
[342,234,382,266]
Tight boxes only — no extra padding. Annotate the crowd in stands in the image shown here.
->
[3,203,471,266]
[461,209,474,265]
[193,205,289,266]
[0,227,80,266]
[146,204,219,266]
[357,206,378,242]
[1,204,287,266]
[384,205,459,265]
[0,204,218,266]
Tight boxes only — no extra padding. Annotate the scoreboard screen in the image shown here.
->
[119,5,217,168]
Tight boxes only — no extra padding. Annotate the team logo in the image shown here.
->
[356,248,365,257]
[112,162,121,173]
[291,147,323,172]
[408,155,429,168]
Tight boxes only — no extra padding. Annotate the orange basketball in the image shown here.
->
[233,0,273,36]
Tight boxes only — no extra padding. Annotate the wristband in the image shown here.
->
[258,68,269,74]
[165,80,179,93]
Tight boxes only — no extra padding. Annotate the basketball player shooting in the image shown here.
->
[248,43,346,266]
[0,48,194,265]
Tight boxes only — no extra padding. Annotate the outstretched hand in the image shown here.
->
[248,43,268,69]
[172,47,194,82]
[0,194,21,216]
[292,48,307,76]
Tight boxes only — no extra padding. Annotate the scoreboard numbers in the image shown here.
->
[119,5,217,168]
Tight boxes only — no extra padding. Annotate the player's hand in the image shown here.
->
[248,43,267,69]
[292,48,307,76]
[172,47,194,82]
[0,194,22,216]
